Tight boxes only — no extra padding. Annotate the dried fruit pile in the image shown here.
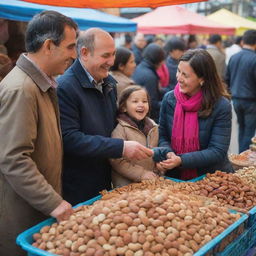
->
[173,171,256,211]
[32,185,240,256]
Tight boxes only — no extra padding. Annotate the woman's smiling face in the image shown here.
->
[176,61,203,96]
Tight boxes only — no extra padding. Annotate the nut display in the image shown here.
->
[32,184,240,256]
[235,166,256,190]
[174,171,256,211]
[229,150,256,168]
[100,178,176,200]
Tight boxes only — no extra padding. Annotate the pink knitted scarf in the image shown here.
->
[171,83,202,180]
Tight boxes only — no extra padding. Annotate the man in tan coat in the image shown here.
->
[0,11,77,256]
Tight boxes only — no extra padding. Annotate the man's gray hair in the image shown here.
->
[76,31,95,58]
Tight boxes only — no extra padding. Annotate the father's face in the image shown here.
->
[85,33,116,82]
[49,25,77,76]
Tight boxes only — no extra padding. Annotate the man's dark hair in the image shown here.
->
[143,43,165,66]
[235,36,243,45]
[111,47,133,71]
[124,34,132,44]
[209,34,222,44]
[25,10,78,53]
[243,30,256,45]
[164,37,186,54]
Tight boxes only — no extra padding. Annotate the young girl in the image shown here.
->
[110,86,159,188]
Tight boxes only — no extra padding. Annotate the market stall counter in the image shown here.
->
[16,178,249,256]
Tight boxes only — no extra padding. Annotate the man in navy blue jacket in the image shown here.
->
[57,28,152,205]
[226,29,256,153]
[131,33,147,65]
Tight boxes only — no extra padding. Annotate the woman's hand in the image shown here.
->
[159,152,182,170]
[141,171,158,180]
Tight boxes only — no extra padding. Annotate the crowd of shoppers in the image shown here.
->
[226,30,256,153]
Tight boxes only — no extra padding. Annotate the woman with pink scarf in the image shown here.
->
[153,49,233,180]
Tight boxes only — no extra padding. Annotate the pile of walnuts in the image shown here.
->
[32,186,240,256]
[235,166,256,191]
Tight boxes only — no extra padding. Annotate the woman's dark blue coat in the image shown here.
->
[57,60,123,205]
[133,60,162,122]
[154,91,233,178]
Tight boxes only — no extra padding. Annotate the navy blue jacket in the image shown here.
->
[226,48,256,100]
[57,60,123,205]
[133,60,162,122]
[166,56,178,91]
[131,44,143,65]
[154,91,233,177]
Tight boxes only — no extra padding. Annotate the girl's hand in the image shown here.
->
[156,163,167,176]
[141,171,157,180]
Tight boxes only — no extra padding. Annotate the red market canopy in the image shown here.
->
[20,0,206,8]
[133,5,235,35]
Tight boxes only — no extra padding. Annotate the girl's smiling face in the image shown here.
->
[176,61,204,96]
[123,89,149,121]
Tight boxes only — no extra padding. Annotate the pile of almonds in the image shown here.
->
[235,166,256,190]
[32,187,241,256]
[101,178,175,200]
[174,171,256,211]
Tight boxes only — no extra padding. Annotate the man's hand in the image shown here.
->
[50,200,73,222]
[123,141,153,160]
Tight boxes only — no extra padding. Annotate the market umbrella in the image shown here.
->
[207,8,256,36]
[133,5,235,35]
[0,0,137,32]
[19,0,207,8]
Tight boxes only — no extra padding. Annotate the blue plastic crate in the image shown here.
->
[248,221,256,249]
[215,227,251,256]
[247,206,256,228]
[164,176,184,182]
[188,174,206,182]
[17,194,248,256]
[165,175,206,183]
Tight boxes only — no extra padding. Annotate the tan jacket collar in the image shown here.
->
[110,71,135,85]
[117,113,157,136]
[16,54,53,92]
